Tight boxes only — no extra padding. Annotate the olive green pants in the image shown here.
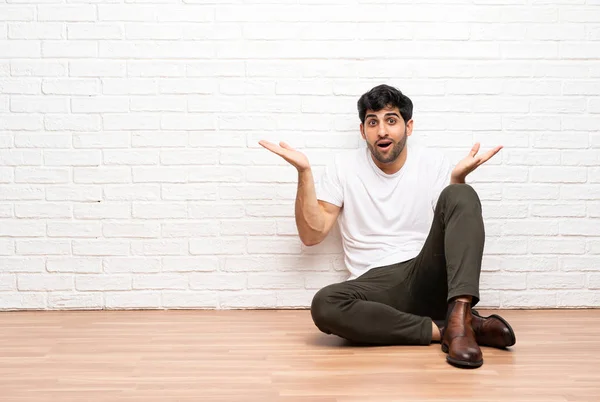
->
[310,184,484,346]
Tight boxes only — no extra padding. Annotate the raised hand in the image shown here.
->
[452,143,503,181]
[258,140,311,172]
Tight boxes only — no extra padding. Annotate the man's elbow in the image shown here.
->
[300,233,324,247]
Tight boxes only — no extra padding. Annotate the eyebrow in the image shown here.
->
[366,112,400,119]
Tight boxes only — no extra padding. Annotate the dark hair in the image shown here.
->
[357,84,413,124]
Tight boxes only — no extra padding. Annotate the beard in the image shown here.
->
[366,132,407,164]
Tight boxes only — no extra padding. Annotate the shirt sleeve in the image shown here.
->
[431,153,453,210]
[315,156,344,207]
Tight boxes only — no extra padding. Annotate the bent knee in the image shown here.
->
[310,286,341,331]
[440,183,480,208]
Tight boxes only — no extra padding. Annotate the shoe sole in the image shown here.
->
[441,343,484,369]
[472,310,517,348]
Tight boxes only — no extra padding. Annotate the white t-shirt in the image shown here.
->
[315,144,454,280]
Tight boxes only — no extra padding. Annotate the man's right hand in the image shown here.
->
[258,140,310,173]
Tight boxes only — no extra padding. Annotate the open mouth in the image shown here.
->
[376,140,393,151]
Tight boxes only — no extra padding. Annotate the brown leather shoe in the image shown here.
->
[471,309,516,349]
[441,300,483,369]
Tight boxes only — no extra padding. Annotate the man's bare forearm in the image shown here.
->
[295,168,325,246]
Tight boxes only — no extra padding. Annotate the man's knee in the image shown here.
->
[310,286,341,333]
[440,183,481,210]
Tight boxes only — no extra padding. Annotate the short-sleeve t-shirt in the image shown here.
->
[315,144,453,280]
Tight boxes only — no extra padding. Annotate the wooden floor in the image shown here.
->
[0,309,599,402]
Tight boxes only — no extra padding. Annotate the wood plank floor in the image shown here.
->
[0,309,599,402]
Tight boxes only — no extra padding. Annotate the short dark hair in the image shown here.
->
[357,84,413,124]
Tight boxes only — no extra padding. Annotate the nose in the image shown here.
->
[377,124,387,137]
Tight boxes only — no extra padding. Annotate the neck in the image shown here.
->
[371,145,408,175]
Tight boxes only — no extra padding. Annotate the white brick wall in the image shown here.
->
[1,0,599,311]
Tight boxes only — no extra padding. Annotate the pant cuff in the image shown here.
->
[447,286,480,307]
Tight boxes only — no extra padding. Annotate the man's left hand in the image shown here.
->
[451,143,503,183]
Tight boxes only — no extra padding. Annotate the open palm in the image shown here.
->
[258,140,311,172]
[452,143,503,179]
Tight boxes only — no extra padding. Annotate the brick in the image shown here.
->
[0,114,42,131]
[220,184,277,200]
[71,97,129,113]
[0,275,17,291]
[18,274,73,291]
[48,221,102,237]
[74,167,131,183]
[45,114,102,132]
[73,133,130,148]
[102,78,157,95]
[219,291,276,309]
[0,7,35,21]
[46,186,103,202]
[161,291,217,308]
[11,96,69,113]
[188,202,244,219]
[47,258,102,273]
[8,22,63,39]
[130,240,187,256]
[189,237,246,255]
[133,274,187,290]
[49,293,103,310]
[128,61,186,77]
[76,275,131,291]
[562,150,600,166]
[532,203,586,218]
[105,291,161,309]
[480,272,527,290]
[1,257,45,273]
[0,293,47,310]
[44,150,101,166]
[103,114,160,130]
[531,167,586,183]
[557,291,600,307]
[247,237,302,255]
[162,257,217,272]
[103,257,161,273]
[104,150,158,165]
[103,222,159,238]
[488,256,558,272]
[17,240,70,255]
[132,203,187,219]
[161,114,216,130]
[72,240,130,256]
[132,167,188,183]
[130,96,186,112]
[11,61,66,77]
[0,185,44,201]
[42,41,98,58]
[530,238,585,254]
[503,220,558,236]
[484,237,528,255]
[15,167,69,183]
[528,273,585,289]
[0,239,14,256]
[220,220,276,236]
[16,203,71,218]
[501,291,556,308]
[532,133,588,149]
[104,185,160,201]
[132,132,188,148]
[190,273,246,290]
[161,222,218,238]
[67,23,123,39]
[42,79,99,95]
[0,41,40,58]
[69,60,125,77]
[559,220,600,236]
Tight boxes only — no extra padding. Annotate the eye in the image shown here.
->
[387,118,396,124]
[368,120,377,126]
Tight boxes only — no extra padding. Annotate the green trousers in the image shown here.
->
[310,184,484,346]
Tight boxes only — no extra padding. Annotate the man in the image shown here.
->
[259,84,515,369]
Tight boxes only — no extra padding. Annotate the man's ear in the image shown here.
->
[360,123,365,140]
[405,119,414,137]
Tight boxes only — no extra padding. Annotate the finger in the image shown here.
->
[476,146,503,165]
[259,140,285,155]
[279,141,295,151]
[469,143,480,157]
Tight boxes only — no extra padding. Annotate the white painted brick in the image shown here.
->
[42,79,99,95]
[527,24,585,40]
[2,257,45,273]
[245,202,293,218]
[72,97,129,113]
[588,204,600,218]
[161,222,218,238]
[45,114,102,132]
[130,96,185,112]
[103,114,160,130]
[0,7,35,22]
[563,116,600,132]
[18,274,73,291]
[69,61,126,77]
[11,96,69,113]
[503,220,558,236]
[74,203,131,219]
[588,274,600,289]
[67,23,122,40]
[560,185,600,200]
[133,274,187,290]
[188,202,244,219]
[501,291,556,308]
[103,257,161,273]
[99,41,215,59]
[187,61,244,77]
[588,240,600,254]
[105,291,161,309]
[131,240,186,256]
[487,256,558,272]
[0,96,7,113]
[187,167,243,183]
[533,133,589,149]
[532,63,588,78]
[76,275,131,291]
[276,290,316,308]
[247,237,302,255]
[531,97,587,114]
[42,41,98,58]
[562,150,600,166]
[0,167,12,183]
[0,204,13,218]
[484,237,528,255]
[48,222,103,238]
[559,220,600,236]
[222,256,266,272]
[47,258,102,273]
[0,185,44,201]
[531,203,586,218]
[0,293,47,310]
[8,23,63,39]
[46,186,102,202]
[11,61,66,77]
[0,275,17,291]
[0,41,40,58]
[564,81,600,96]
[530,238,586,254]
[305,272,349,290]
[133,203,187,219]
[531,167,586,183]
[480,272,526,290]
[38,6,96,21]
[14,133,70,148]
[74,133,130,149]
[14,167,68,184]
[557,291,600,307]
[98,5,156,22]
[0,220,45,237]
[560,43,600,59]
[133,167,187,183]
[162,257,217,272]
[15,203,71,218]
[219,291,276,309]
[220,220,276,236]
[72,240,130,256]
[132,132,187,148]
[128,61,186,77]
[528,273,585,290]
[44,150,101,166]
[246,167,297,183]
[74,167,131,184]
[502,80,561,95]
[246,272,304,290]
[189,237,246,255]
[220,184,277,200]
[104,150,157,166]
[0,78,40,94]
[0,115,42,131]
[590,98,600,114]
[0,239,14,256]
[102,79,157,95]
[159,79,216,94]
[469,166,528,183]
[161,114,216,130]
[49,293,103,310]
[189,272,245,290]
[160,149,218,165]
[17,240,71,255]
[162,292,218,309]
[470,23,527,41]
[104,185,160,201]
